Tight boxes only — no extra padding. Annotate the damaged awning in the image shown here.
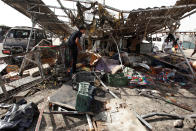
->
[124,0,196,36]
[2,0,73,36]
[2,0,196,37]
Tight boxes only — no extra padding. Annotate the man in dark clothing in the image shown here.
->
[68,26,86,74]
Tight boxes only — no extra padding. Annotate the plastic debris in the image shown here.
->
[0,102,39,131]
[123,67,153,87]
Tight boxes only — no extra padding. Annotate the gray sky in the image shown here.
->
[0,0,196,31]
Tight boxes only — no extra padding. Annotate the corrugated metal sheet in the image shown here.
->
[2,0,73,36]
[123,0,196,37]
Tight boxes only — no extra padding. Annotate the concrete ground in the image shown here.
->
[176,49,196,60]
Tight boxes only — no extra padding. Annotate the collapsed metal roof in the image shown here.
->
[124,0,196,37]
[2,0,196,37]
[2,0,73,36]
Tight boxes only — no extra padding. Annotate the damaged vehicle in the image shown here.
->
[2,26,49,55]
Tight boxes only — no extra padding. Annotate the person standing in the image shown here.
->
[68,26,86,75]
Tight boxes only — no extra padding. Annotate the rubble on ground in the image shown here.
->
[1,46,196,130]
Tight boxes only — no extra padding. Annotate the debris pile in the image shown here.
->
[0,101,39,131]
[0,37,195,130]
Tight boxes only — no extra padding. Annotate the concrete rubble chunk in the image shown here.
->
[174,120,183,128]
[183,117,196,130]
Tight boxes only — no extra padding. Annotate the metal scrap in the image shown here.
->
[138,89,194,112]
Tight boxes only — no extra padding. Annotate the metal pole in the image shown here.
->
[26,15,36,52]
[111,35,124,70]
[35,103,46,131]
[135,113,153,130]
[93,72,119,98]
[0,75,8,99]
[180,9,196,20]
[57,0,69,15]
[19,14,36,75]
[177,42,196,80]
[35,49,45,79]
[86,114,94,131]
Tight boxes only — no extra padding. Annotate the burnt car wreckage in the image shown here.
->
[0,0,196,130]
[2,26,49,55]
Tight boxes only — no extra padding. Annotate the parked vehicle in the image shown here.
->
[151,36,166,52]
[2,26,49,55]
